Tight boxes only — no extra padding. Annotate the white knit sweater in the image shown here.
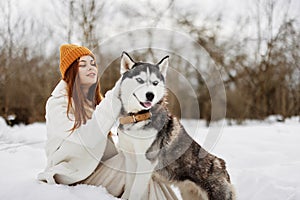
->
[37,80,120,185]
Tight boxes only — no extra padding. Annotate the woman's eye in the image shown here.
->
[79,65,86,68]
[136,78,144,84]
[153,81,159,86]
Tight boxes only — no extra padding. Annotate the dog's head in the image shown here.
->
[119,52,169,114]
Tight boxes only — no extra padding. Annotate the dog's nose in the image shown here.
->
[146,92,154,101]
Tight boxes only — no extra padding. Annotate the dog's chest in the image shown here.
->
[118,121,157,154]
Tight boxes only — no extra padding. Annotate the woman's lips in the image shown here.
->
[87,72,96,77]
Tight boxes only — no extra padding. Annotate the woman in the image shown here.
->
[38,44,178,199]
[38,44,124,196]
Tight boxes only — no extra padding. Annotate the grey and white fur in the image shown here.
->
[117,52,236,200]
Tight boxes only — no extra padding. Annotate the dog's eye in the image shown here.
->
[152,81,159,86]
[136,78,144,84]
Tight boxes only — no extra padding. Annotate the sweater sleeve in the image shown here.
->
[46,87,121,149]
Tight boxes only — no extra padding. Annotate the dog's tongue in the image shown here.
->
[142,101,152,108]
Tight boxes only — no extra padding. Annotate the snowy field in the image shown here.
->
[0,116,299,200]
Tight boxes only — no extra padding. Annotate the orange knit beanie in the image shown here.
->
[59,44,94,79]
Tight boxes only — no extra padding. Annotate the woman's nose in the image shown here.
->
[87,64,94,71]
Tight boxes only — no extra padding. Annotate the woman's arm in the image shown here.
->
[46,80,121,149]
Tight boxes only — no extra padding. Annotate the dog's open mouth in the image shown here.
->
[134,93,152,108]
[140,101,152,108]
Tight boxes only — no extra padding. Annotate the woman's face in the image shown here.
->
[78,55,98,87]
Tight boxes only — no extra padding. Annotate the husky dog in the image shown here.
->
[117,52,235,200]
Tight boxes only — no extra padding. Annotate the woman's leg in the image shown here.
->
[82,153,126,197]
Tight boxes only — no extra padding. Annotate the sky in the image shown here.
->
[11,0,300,44]
[3,0,300,55]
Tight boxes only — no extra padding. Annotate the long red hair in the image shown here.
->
[63,54,103,132]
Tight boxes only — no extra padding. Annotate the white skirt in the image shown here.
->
[81,152,178,200]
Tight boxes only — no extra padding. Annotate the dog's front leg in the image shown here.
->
[129,154,155,200]
[128,138,157,200]
[118,132,138,199]
[121,151,138,199]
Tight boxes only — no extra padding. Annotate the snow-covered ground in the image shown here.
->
[0,116,299,200]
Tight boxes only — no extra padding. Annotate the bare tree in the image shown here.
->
[223,0,299,120]
[50,0,105,49]
[0,0,298,124]
[0,0,60,123]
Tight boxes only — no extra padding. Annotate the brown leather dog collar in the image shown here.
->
[119,111,152,125]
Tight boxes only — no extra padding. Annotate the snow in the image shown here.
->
[0,116,299,200]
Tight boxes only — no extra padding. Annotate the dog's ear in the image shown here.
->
[157,55,169,78]
[120,52,135,74]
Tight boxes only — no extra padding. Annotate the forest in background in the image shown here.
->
[0,0,299,125]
